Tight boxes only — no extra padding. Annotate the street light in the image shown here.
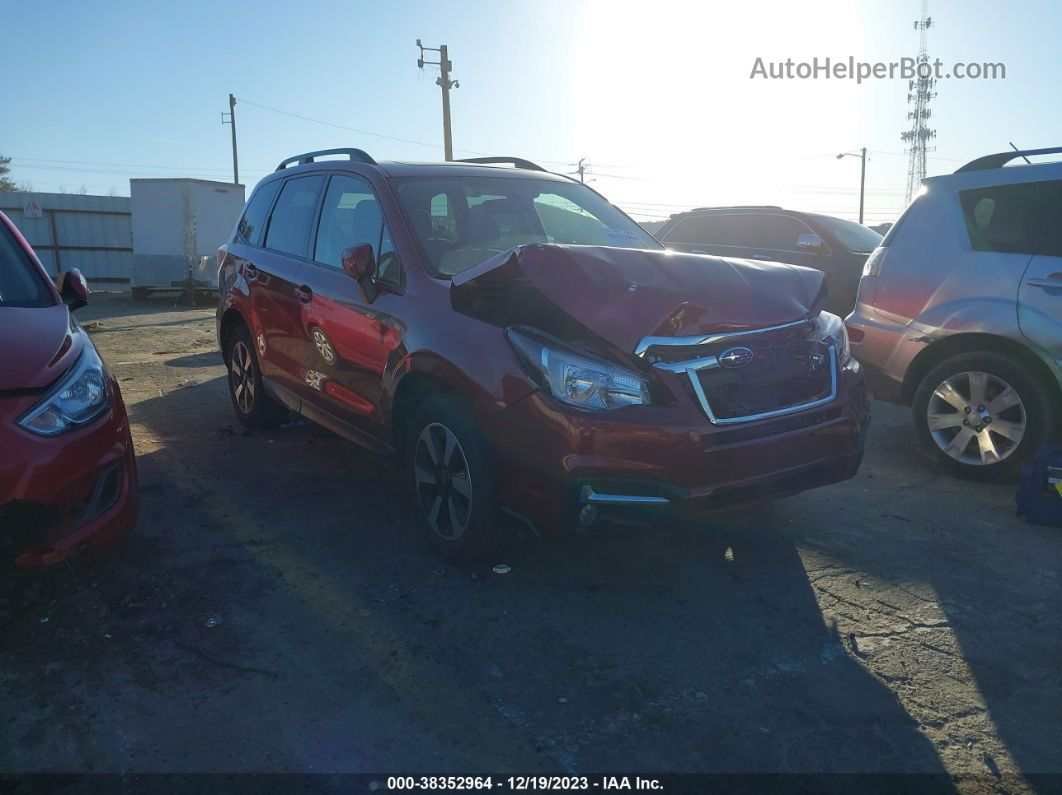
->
[837,147,867,225]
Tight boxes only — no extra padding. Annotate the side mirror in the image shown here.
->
[341,244,376,281]
[796,233,825,254]
[59,268,89,311]
[341,244,379,302]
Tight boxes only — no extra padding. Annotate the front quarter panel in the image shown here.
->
[383,285,538,426]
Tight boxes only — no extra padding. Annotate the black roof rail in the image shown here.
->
[276,148,376,171]
[456,156,546,172]
[955,146,1062,173]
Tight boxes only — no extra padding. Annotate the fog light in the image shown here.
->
[579,504,600,528]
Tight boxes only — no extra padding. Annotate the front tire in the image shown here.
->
[225,325,287,429]
[913,351,1052,478]
[405,397,498,563]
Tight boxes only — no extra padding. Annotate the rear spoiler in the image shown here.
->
[955,146,1062,173]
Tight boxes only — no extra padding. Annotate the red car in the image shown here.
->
[217,150,868,561]
[0,210,137,569]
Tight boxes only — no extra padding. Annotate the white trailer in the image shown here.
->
[130,179,245,298]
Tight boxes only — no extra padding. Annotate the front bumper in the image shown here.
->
[490,362,869,536]
[0,378,137,568]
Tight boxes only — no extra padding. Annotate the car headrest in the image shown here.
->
[350,199,382,248]
[468,208,500,244]
[409,209,433,239]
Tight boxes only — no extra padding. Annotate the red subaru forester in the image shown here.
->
[0,210,137,569]
[216,150,869,561]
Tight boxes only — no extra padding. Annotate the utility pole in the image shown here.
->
[836,148,867,225]
[417,40,459,160]
[221,93,239,184]
[577,158,587,183]
[859,146,866,224]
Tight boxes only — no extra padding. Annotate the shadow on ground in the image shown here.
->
[2,367,951,779]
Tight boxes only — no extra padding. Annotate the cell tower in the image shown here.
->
[901,0,937,204]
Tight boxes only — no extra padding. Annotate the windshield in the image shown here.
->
[812,215,883,254]
[0,221,52,308]
[392,175,662,277]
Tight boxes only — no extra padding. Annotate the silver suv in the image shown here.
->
[847,146,1062,477]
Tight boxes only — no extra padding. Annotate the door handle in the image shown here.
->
[244,263,258,280]
[294,284,313,303]
[1027,278,1062,290]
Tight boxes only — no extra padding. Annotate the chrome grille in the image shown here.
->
[637,319,838,425]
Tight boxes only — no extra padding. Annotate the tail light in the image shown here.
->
[862,246,887,278]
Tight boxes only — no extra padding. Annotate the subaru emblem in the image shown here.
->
[719,346,754,369]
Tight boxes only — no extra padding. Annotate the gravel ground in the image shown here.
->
[1,295,1059,791]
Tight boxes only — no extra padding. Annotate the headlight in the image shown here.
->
[507,328,650,410]
[814,311,850,365]
[18,345,111,436]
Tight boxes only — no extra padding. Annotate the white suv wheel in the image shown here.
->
[926,370,1026,466]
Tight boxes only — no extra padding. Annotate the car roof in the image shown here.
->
[681,205,785,213]
[665,206,807,222]
[921,147,1062,191]
[926,158,1062,191]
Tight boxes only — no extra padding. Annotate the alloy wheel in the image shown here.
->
[230,340,256,415]
[312,328,335,364]
[414,422,473,540]
[926,370,1026,466]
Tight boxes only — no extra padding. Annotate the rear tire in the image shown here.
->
[225,325,287,429]
[912,351,1052,479]
[404,397,498,564]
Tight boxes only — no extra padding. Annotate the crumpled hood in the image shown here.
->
[451,244,826,352]
[0,304,82,391]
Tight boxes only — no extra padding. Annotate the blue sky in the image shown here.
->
[2,0,1059,224]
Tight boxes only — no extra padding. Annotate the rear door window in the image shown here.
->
[429,193,458,242]
[237,180,281,246]
[752,215,816,252]
[960,180,1062,255]
[663,214,756,248]
[265,175,325,257]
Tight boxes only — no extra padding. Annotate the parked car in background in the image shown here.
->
[216,149,869,561]
[655,206,882,317]
[0,210,137,570]
[847,146,1062,477]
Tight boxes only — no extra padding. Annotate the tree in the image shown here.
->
[0,155,18,192]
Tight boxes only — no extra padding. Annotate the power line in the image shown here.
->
[238,97,473,154]
[237,97,594,168]
[589,171,651,181]
[9,156,268,173]
[870,148,964,163]
[8,162,273,179]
